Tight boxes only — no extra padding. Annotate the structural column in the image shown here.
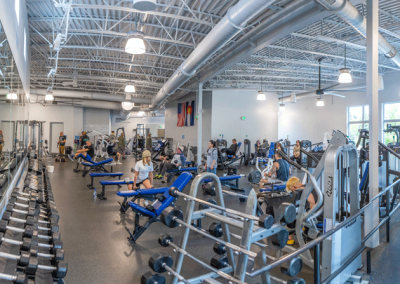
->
[365,0,379,248]
[197,83,203,167]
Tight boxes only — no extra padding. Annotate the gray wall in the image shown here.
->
[165,91,212,154]
[211,89,279,150]
[83,108,111,133]
[278,72,400,143]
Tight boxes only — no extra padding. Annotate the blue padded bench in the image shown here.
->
[125,172,192,243]
[166,166,197,182]
[87,172,123,189]
[97,178,133,200]
[260,183,286,192]
[81,158,114,177]
[201,174,243,192]
[117,187,169,213]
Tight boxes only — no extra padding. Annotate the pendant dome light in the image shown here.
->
[125,81,136,93]
[257,77,266,100]
[338,45,352,83]
[125,30,146,55]
[44,91,54,101]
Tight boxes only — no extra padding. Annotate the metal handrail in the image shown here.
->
[248,177,400,277]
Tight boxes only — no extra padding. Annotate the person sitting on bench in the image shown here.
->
[290,140,301,164]
[69,140,94,162]
[130,150,154,190]
[155,147,186,183]
[286,176,315,245]
[259,151,290,187]
[221,139,239,158]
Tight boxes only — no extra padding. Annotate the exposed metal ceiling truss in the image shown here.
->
[21,0,400,100]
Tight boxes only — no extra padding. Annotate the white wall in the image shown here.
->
[211,89,279,150]
[278,72,400,143]
[83,108,110,133]
[165,91,212,154]
[28,104,83,148]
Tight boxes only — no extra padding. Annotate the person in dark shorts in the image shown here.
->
[221,139,239,158]
[69,140,94,162]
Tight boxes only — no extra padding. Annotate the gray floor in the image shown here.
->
[48,157,400,284]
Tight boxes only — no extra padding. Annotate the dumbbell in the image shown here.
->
[1,214,59,233]
[281,257,303,277]
[12,188,37,198]
[8,199,58,218]
[213,242,226,255]
[0,232,63,250]
[145,194,166,211]
[141,272,165,284]
[210,254,229,269]
[208,222,223,238]
[203,183,216,196]
[0,271,28,283]
[2,212,58,228]
[0,220,60,240]
[25,257,68,278]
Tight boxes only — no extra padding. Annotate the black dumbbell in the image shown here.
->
[3,212,59,230]
[0,250,31,266]
[158,234,172,247]
[8,198,59,218]
[210,254,228,269]
[29,245,65,261]
[148,253,173,273]
[281,257,303,277]
[141,272,166,284]
[209,222,223,237]
[0,220,35,238]
[2,212,35,226]
[12,188,37,198]
[0,232,63,250]
[213,242,226,255]
[25,257,68,278]
[0,271,28,283]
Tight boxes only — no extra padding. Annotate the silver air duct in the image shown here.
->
[315,0,400,67]
[151,0,276,108]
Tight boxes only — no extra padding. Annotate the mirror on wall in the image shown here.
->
[0,19,29,197]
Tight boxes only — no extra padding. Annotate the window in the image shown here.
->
[347,105,369,142]
[383,102,400,144]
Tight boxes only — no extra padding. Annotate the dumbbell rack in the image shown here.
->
[170,172,297,284]
[0,156,68,283]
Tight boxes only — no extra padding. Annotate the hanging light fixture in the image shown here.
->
[44,90,54,101]
[121,102,135,111]
[138,111,145,116]
[316,97,324,107]
[125,30,146,55]
[125,81,136,93]
[257,77,266,100]
[338,45,352,83]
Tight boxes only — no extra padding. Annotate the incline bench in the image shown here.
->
[87,172,123,189]
[117,187,169,213]
[201,174,243,192]
[166,166,197,182]
[81,158,115,177]
[124,172,192,243]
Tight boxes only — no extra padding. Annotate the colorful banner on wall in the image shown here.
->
[177,101,195,127]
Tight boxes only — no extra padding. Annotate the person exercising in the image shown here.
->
[58,132,66,155]
[290,140,301,164]
[118,132,126,160]
[259,151,290,187]
[146,133,153,151]
[69,140,94,162]
[285,176,315,245]
[0,130,4,156]
[155,146,186,183]
[221,139,239,158]
[130,150,153,190]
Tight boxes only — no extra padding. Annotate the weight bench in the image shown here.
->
[97,179,131,200]
[125,172,192,243]
[81,158,114,177]
[260,183,286,192]
[202,175,243,192]
[87,172,123,189]
[117,187,169,213]
[166,166,197,182]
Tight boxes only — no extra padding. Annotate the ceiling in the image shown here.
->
[24,0,400,102]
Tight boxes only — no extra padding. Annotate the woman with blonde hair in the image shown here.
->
[286,176,315,245]
[129,150,153,190]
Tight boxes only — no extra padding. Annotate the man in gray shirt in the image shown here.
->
[205,140,218,174]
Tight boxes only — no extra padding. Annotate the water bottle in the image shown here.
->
[393,136,396,143]
[93,189,97,199]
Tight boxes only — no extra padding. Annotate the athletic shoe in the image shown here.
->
[287,239,295,245]
[161,181,166,184]
[68,154,74,162]
[116,161,122,165]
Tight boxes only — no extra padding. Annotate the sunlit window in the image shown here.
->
[347,105,369,143]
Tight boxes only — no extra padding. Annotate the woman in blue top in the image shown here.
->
[205,140,218,174]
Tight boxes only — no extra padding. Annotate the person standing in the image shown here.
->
[146,133,153,151]
[0,130,4,156]
[205,140,218,174]
[58,132,66,155]
[118,132,126,160]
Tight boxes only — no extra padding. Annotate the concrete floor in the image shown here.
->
[48,157,400,284]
